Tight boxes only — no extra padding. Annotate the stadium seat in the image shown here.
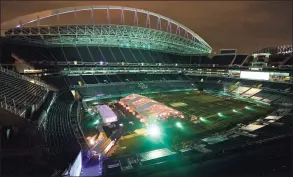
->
[211,55,235,65]
[44,92,80,155]
[0,68,49,116]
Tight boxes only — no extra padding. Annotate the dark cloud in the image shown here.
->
[1,1,292,53]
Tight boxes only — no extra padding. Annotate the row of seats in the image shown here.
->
[44,92,80,155]
[251,91,283,103]
[68,74,189,86]
[41,75,69,90]
[3,43,249,65]
[77,81,193,98]
[0,68,48,115]
[38,91,56,128]
[70,101,85,143]
[190,76,293,91]
[188,76,293,103]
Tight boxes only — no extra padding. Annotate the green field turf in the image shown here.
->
[112,91,273,155]
[149,91,272,139]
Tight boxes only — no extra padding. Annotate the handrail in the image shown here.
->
[75,101,87,143]
[0,99,23,116]
[38,92,57,129]
[0,66,54,91]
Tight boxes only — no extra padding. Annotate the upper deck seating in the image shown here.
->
[0,68,48,116]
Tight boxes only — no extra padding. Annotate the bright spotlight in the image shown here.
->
[175,122,183,128]
[218,113,223,117]
[93,120,99,125]
[147,124,161,137]
[199,117,205,121]
[233,109,237,113]
[89,139,95,145]
[245,106,250,110]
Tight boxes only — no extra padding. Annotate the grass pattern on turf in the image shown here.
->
[113,91,272,155]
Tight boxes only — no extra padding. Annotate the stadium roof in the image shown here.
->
[253,45,292,55]
[2,6,212,55]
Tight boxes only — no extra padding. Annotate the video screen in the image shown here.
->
[240,71,270,81]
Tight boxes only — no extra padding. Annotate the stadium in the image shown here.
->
[1,5,292,177]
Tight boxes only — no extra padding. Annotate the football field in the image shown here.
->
[112,91,273,155]
[149,91,272,138]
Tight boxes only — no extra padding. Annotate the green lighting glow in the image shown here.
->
[245,106,256,111]
[175,122,183,128]
[199,117,206,121]
[93,119,99,125]
[147,124,161,137]
[233,109,240,113]
[218,113,223,117]
[199,117,211,124]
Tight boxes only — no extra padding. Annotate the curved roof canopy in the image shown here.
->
[3,6,212,55]
[253,45,292,55]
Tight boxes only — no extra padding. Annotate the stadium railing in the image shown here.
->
[42,91,81,158]
[0,66,54,90]
[38,92,57,129]
[0,95,24,116]
[0,67,50,118]
[70,100,87,147]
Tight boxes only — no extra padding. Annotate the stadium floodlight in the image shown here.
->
[147,124,161,137]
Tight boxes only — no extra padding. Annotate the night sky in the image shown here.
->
[1,1,292,53]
